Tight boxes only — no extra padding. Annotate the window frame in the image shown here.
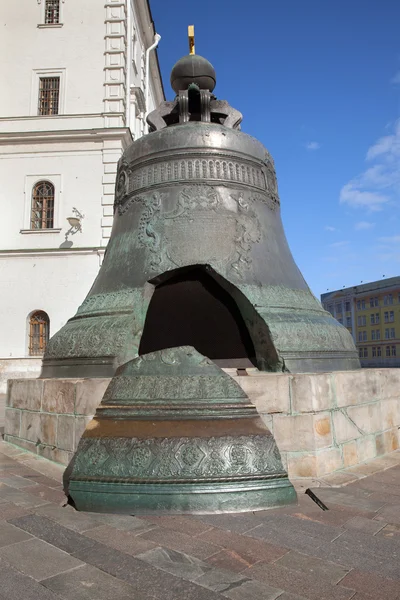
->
[38,0,63,27]
[38,76,60,116]
[30,180,55,229]
[30,68,66,116]
[28,311,50,356]
[21,174,62,233]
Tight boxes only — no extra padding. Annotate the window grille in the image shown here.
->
[38,77,60,115]
[29,311,50,356]
[45,0,60,24]
[31,181,55,229]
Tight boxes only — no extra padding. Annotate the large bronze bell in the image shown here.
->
[42,52,359,379]
[60,48,359,513]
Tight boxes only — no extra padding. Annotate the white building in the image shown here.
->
[0,0,164,392]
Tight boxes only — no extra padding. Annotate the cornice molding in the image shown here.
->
[0,247,106,258]
[0,127,133,148]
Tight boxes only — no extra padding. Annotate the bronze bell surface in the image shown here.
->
[42,51,359,379]
[66,346,297,514]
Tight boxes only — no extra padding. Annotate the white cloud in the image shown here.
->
[305,141,320,150]
[329,240,350,248]
[378,235,400,243]
[391,71,400,85]
[339,183,388,211]
[366,122,400,160]
[355,221,375,230]
[339,120,400,211]
[325,226,337,231]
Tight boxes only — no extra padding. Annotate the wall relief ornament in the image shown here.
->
[135,186,261,277]
[114,161,130,212]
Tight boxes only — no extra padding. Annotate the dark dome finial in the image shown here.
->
[170,54,216,94]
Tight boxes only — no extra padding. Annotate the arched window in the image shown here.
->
[31,181,54,229]
[29,311,50,356]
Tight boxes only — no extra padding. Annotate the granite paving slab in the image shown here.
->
[9,514,98,554]
[194,567,251,594]
[338,569,400,599]
[34,503,101,532]
[343,515,386,534]
[82,524,159,555]
[205,549,257,573]
[275,550,350,584]
[72,543,226,600]
[222,579,284,600]
[197,528,289,564]
[247,562,356,600]
[0,538,83,580]
[137,546,212,581]
[139,525,221,559]
[0,483,51,508]
[0,474,38,488]
[0,521,33,547]
[0,557,62,600]
[42,563,145,600]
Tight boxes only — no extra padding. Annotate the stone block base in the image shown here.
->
[4,368,400,478]
[4,377,109,465]
[227,367,400,478]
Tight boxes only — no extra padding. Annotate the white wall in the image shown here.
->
[0,146,104,250]
[0,0,105,117]
[0,252,101,357]
[0,0,164,392]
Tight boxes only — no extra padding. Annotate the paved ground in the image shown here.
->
[1,442,400,600]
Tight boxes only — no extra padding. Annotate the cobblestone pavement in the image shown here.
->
[1,441,400,600]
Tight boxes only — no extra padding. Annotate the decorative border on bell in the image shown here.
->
[116,186,279,217]
[70,472,288,484]
[114,153,280,214]
[71,434,285,481]
[68,477,297,514]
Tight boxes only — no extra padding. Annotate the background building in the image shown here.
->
[321,277,400,368]
[0,0,164,392]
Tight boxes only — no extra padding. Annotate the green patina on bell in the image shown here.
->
[67,346,296,514]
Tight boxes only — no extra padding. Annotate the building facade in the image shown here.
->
[321,277,400,368]
[0,0,164,391]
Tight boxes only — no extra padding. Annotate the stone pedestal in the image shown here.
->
[4,368,400,479]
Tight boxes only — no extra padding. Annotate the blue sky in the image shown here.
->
[150,0,400,298]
